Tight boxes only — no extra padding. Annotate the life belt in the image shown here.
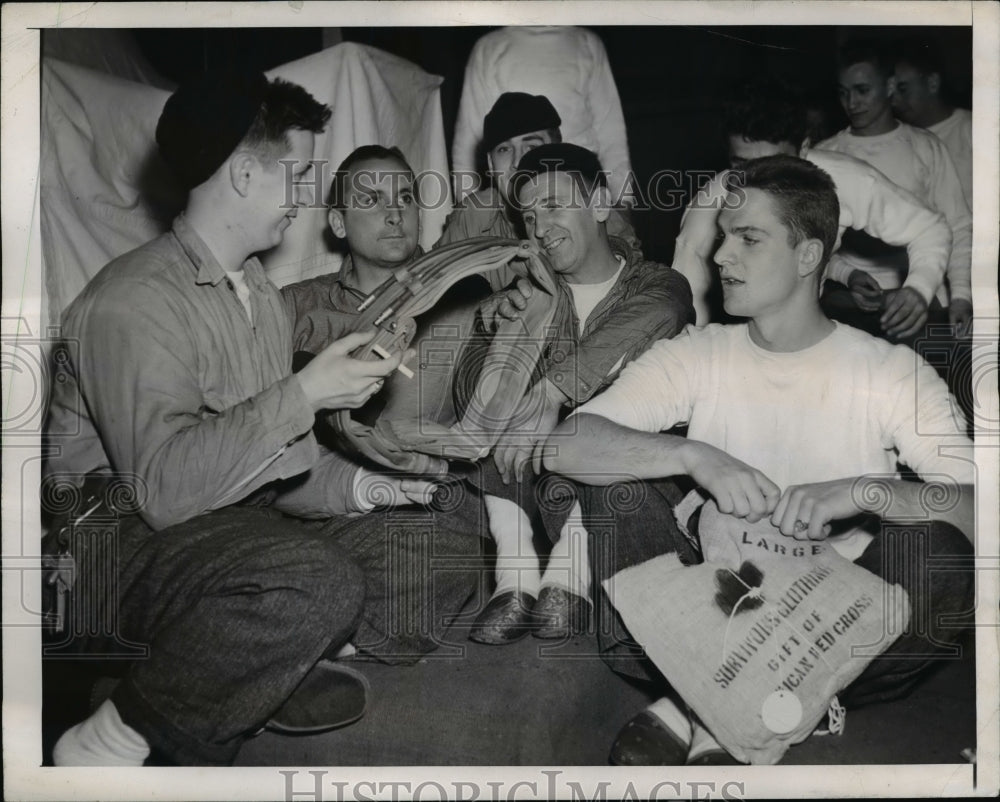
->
[324,237,559,475]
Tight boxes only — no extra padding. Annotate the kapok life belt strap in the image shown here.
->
[324,237,559,475]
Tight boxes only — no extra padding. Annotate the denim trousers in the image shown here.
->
[579,477,975,707]
[53,498,483,765]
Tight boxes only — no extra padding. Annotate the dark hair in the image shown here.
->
[326,145,415,210]
[728,155,839,271]
[892,37,944,77]
[508,142,608,209]
[836,39,891,79]
[240,78,331,160]
[722,81,808,152]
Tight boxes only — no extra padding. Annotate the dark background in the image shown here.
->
[111,26,975,264]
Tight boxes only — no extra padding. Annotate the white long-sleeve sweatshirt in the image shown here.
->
[815,122,972,305]
[452,26,634,204]
[928,108,973,210]
[672,149,952,324]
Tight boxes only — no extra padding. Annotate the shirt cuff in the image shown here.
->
[901,272,938,306]
[350,467,378,515]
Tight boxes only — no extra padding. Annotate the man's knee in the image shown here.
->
[236,527,366,624]
[289,533,365,606]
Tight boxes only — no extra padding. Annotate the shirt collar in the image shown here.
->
[173,214,268,291]
[335,253,358,289]
[482,204,508,234]
[333,247,426,296]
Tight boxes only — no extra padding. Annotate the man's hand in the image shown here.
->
[296,330,411,412]
[949,298,973,338]
[493,378,567,484]
[354,468,439,510]
[847,269,884,313]
[881,287,928,339]
[677,441,780,522]
[480,278,533,332]
[772,478,862,541]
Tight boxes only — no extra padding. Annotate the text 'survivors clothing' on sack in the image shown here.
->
[605,504,911,764]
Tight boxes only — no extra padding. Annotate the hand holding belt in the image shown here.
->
[325,237,559,476]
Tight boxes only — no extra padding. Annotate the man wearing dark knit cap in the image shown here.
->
[44,70,474,766]
[437,91,639,290]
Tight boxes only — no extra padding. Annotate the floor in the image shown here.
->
[43,628,978,767]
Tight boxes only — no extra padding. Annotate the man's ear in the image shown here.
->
[928,71,942,95]
[590,185,612,224]
[886,75,897,97]
[328,207,347,239]
[796,238,824,277]
[229,151,256,198]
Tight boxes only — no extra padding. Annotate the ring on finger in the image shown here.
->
[793,519,808,533]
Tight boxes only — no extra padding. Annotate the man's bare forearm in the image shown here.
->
[855,476,975,543]
[544,413,690,485]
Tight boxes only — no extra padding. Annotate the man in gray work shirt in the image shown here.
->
[45,69,479,766]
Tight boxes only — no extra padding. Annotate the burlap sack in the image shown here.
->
[604,505,910,764]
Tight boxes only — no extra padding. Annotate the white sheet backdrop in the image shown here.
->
[41,42,453,327]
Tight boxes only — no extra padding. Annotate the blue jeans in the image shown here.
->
[579,478,975,706]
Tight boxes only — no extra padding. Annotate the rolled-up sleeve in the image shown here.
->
[269,447,367,518]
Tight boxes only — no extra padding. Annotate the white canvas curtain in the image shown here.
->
[41,41,453,326]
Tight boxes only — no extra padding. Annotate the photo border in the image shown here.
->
[3,2,998,799]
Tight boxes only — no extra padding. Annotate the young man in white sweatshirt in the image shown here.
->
[672,84,953,340]
[815,40,972,337]
[545,154,973,765]
[891,37,972,210]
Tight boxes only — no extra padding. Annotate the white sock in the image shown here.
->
[539,501,592,603]
[53,699,150,766]
[688,715,726,761]
[484,495,541,598]
[646,696,692,746]
[332,642,357,659]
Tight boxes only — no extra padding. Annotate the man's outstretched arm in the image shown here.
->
[545,412,780,522]
[773,476,974,544]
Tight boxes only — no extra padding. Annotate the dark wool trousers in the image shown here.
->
[579,478,975,706]
[56,500,482,765]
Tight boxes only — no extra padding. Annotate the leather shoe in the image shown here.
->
[265,660,369,734]
[609,711,690,766]
[686,747,743,766]
[532,586,591,639]
[469,590,536,644]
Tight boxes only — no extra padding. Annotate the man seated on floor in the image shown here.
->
[457,143,693,643]
[283,145,423,358]
[815,39,972,338]
[44,71,479,767]
[545,154,973,765]
[280,143,503,458]
[437,91,640,292]
[673,81,953,337]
